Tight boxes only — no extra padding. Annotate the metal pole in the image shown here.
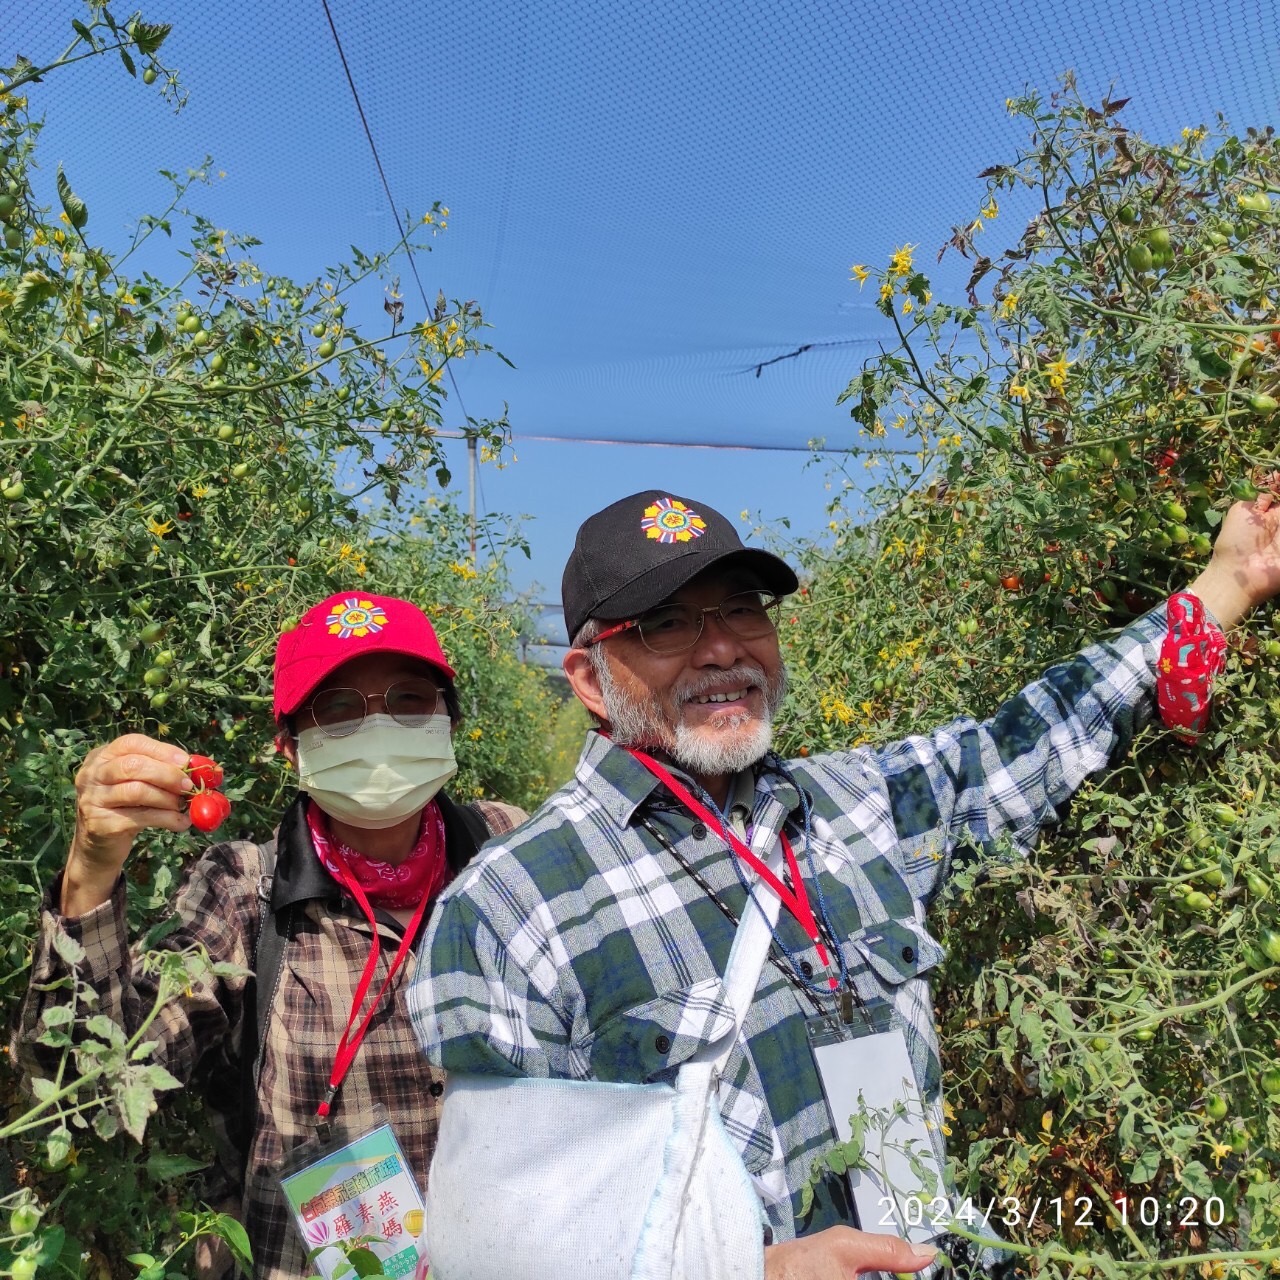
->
[468,433,477,562]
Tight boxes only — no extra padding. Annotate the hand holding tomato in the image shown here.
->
[764,1227,935,1280]
[63,733,193,917]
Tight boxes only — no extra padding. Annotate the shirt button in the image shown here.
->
[799,960,814,978]
[901,945,916,963]
[691,822,707,840]
[429,1080,444,1098]
[655,1034,672,1054]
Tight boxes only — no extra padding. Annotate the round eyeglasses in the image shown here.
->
[303,679,446,738]
[581,590,782,656]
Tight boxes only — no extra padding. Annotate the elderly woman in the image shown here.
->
[16,592,526,1280]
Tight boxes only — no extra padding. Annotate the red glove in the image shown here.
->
[1156,591,1227,742]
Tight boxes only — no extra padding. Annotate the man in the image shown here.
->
[410,490,1280,1278]
[15,592,525,1280]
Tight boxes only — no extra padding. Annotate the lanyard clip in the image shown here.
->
[314,1086,339,1141]
[838,988,854,1025]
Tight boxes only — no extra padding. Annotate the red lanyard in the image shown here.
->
[628,748,837,988]
[316,853,435,1119]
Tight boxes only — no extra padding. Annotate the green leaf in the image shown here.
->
[212,1214,253,1271]
[145,1152,208,1182]
[56,166,89,230]
[92,1109,119,1141]
[1180,1159,1214,1197]
[125,1255,157,1270]
[347,1247,385,1277]
[1129,1147,1160,1184]
[11,270,58,314]
[130,22,171,56]
[41,1005,75,1029]
[34,1227,66,1268]
[118,45,137,77]
[46,1128,72,1169]
[116,1081,156,1142]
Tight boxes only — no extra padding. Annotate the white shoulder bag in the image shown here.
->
[422,853,782,1280]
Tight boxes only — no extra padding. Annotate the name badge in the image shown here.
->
[277,1107,428,1279]
[807,1005,952,1245]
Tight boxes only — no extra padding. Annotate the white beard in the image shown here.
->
[595,659,786,777]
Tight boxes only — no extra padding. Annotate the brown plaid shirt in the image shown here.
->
[15,795,525,1280]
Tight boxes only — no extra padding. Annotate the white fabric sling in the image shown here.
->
[422,840,784,1280]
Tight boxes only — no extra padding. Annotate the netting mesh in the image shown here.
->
[2,0,1277,452]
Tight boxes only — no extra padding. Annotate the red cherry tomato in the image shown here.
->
[189,790,232,833]
[187,754,224,789]
[1001,573,1023,591]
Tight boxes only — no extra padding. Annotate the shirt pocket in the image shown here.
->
[847,917,945,986]
[581,976,735,1084]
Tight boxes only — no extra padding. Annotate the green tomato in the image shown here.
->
[1168,523,1190,545]
[1230,478,1260,502]
[1089,1036,1109,1052]
[210,352,226,373]
[1162,498,1188,522]
[231,462,250,479]
[190,328,211,348]
[142,666,170,688]
[0,192,17,220]
[148,690,170,709]
[1131,1028,1156,1043]
[1190,533,1213,556]
[1264,639,1280,660]
[182,313,202,333]
[1182,890,1214,914]
[2,481,24,501]
[10,1255,38,1280]
[217,424,236,441]
[317,339,336,359]
[1258,927,1280,964]
[139,620,166,644]
[1261,1067,1280,1097]
[335,385,350,402]
[310,322,327,338]
[1243,942,1272,971]
[1227,1125,1250,1153]
[1238,190,1272,214]
[153,649,176,668]
[1126,242,1154,272]
[8,1202,41,1236]
[1205,1094,1229,1121]
[3,224,21,249]
[1148,227,1172,252]
[1249,393,1278,413]
[1117,205,1138,226]
[1209,803,1239,826]
[142,66,158,85]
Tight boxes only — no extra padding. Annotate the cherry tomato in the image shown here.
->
[187,754,224,789]
[11,1254,38,1280]
[189,790,232,833]
[1205,1094,1229,1121]
[9,1202,41,1236]
[142,66,158,85]
[1000,573,1022,591]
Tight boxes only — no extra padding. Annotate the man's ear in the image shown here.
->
[276,731,298,769]
[563,647,608,722]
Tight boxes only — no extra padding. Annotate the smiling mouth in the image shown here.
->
[688,688,755,706]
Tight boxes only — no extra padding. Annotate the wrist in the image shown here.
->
[61,844,123,918]
[1185,561,1255,631]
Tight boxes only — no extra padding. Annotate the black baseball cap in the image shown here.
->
[561,491,798,641]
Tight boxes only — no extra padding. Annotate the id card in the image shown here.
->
[807,1007,952,1244]
[278,1108,427,1280]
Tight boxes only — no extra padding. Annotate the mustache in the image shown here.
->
[674,664,768,705]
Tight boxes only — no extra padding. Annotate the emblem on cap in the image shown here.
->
[326,597,389,639]
[641,498,707,544]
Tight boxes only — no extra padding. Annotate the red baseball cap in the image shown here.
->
[273,591,456,721]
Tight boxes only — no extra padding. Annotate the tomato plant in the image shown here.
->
[0,10,560,1277]
[777,84,1280,1275]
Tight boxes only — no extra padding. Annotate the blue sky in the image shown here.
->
[5,0,1278,652]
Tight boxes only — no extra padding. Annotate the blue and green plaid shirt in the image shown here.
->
[409,609,1167,1239]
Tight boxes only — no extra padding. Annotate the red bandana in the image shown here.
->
[306,801,450,910]
[1156,591,1227,743]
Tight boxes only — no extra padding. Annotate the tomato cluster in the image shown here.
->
[185,754,232,834]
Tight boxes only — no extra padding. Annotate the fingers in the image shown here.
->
[832,1228,937,1276]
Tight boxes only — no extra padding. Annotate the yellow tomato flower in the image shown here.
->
[145,516,174,536]
[850,263,870,287]
[888,244,915,278]
[1009,382,1029,400]
[981,197,998,220]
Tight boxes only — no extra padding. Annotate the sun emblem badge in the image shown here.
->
[326,597,389,639]
[641,498,707,545]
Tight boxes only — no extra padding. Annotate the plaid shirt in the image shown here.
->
[14,795,524,1280]
[410,609,1168,1241]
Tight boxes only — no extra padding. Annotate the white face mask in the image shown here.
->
[296,713,458,830]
